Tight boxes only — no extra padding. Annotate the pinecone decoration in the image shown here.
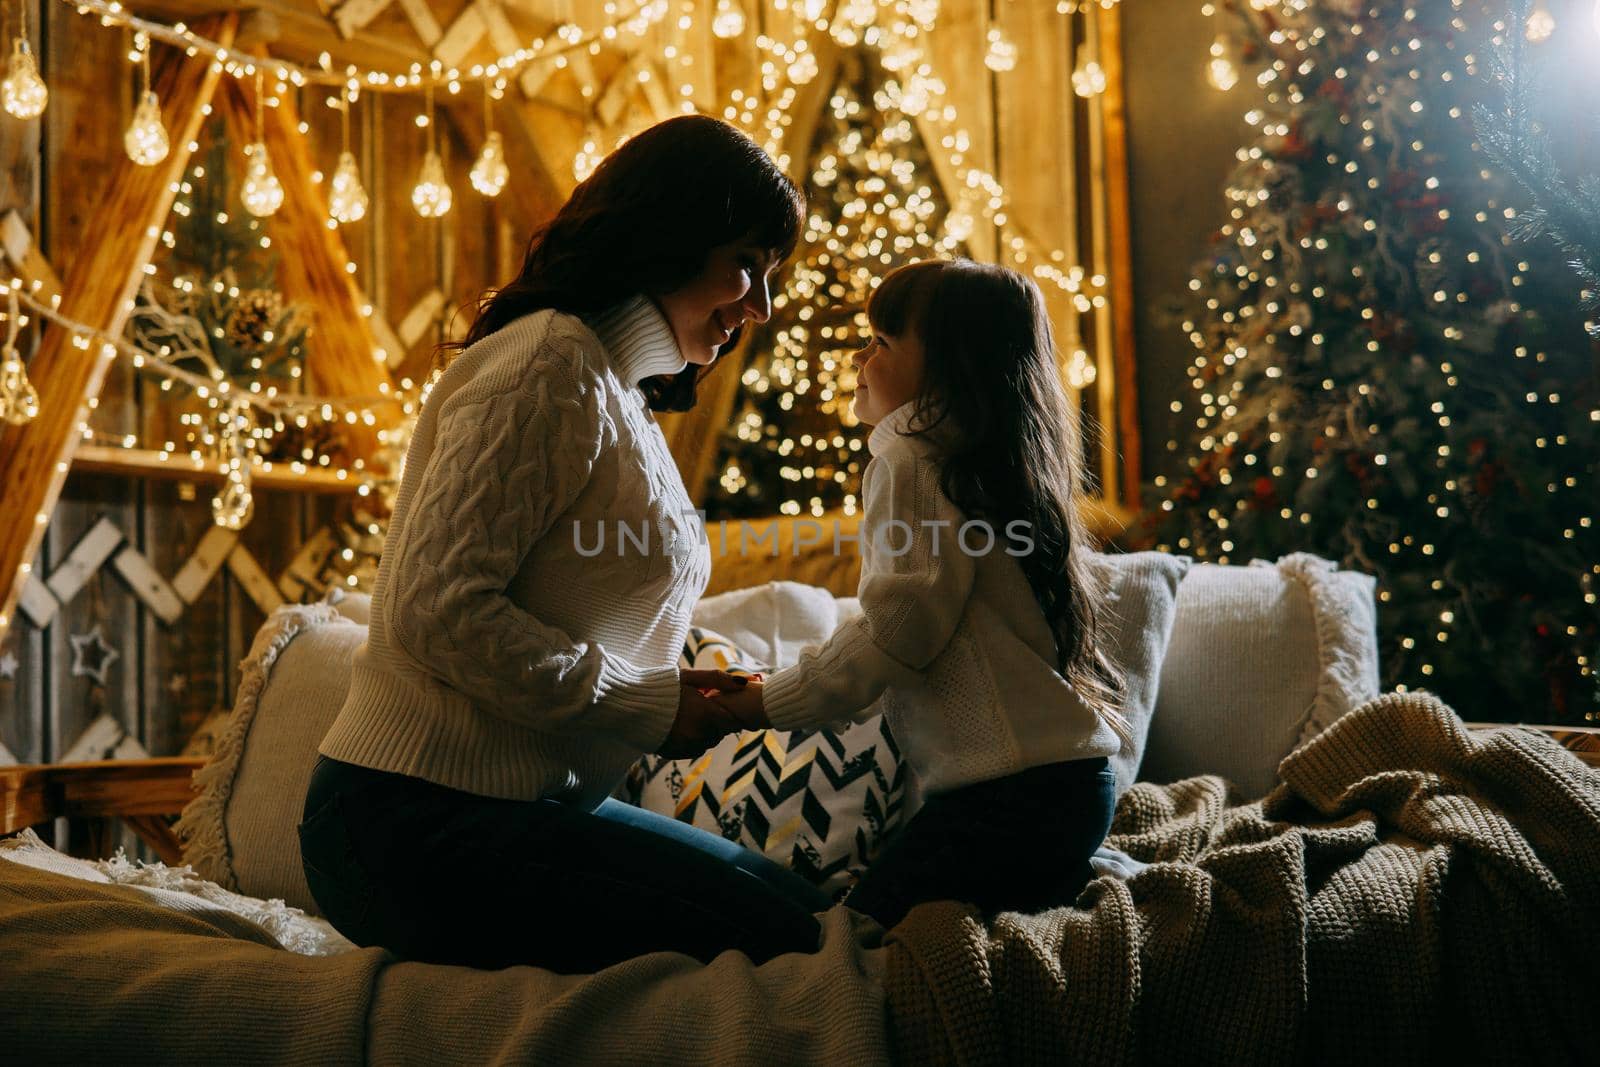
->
[223,289,285,348]
[258,411,346,464]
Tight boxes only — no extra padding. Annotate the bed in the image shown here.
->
[3,541,1598,1064]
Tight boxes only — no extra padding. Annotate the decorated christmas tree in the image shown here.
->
[1135,0,1599,722]
[703,48,968,520]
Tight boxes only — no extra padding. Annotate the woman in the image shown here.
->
[298,115,830,974]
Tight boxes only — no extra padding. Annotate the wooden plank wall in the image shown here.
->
[0,0,501,860]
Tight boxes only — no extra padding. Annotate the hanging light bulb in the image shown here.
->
[1072,49,1106,97]
[124,90,169,166]
[985,27,1018,72]
[211,405,255,530]
[329,151,369,223]
[469,83,508,197]
[412,83,452,217]
[712,0,746,39]
[241,141,284,216]
[1525,1,1555,41]
[573,128,602,182]
[1207,35,1240,91]
[944,209,975,243]
[241,71,283,217]
[123,37,168,167]
[328,84,368,223]
[413,150,452,217]
[801,0,827,21]
[0,290,39,426]
[2,5,47,122]
[470,131,508,197]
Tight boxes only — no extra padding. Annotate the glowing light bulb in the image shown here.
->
[1208,36,1239,91]
[985,27,1018,72]
[842,0,876,28]
[1525,2,1555,41]
[1072,57,1106,97]
[788,51,819,84]
[241,142,284,217]
[2,39,47,120]
[0,349,41,425]
[412,150,452,217]
[573,130,603,182]
[898,72,931,116]
[712,0,746,38]
[123,90,169,166]
[328,150,369,223]
[470,131,508,197]
[801,0,827,20]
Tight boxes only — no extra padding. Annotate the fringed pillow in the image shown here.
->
[618,627,908,901]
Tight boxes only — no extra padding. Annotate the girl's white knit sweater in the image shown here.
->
[318,297,710,809]
[761,401,1124,796]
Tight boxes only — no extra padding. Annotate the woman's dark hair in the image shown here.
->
[438,115,805,412]
[866,258,1133,748]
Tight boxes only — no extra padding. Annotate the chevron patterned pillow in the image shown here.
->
[617,627,908,900]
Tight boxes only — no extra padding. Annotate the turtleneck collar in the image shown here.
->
[588,295,689,387]
[866,400,957,458]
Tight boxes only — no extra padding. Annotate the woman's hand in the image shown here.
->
[656,670,752,759]
[712,679,769,731]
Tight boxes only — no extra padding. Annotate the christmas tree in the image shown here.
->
[703,48,968,520]
[1135,0,1599,723]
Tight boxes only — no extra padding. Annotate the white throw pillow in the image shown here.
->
[1140,553,1381,800]
[174,600,364,917]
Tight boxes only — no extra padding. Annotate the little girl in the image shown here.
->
[719,258,1131,929]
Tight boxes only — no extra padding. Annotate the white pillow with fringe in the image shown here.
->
[1139,553,1381,800]
[175,595,364,918]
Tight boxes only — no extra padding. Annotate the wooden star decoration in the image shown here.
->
[0,650,17,680]
[68,625,120,686]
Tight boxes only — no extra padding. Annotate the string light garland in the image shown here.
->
[56,0,671,92]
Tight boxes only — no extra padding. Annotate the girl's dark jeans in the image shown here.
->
[843,756,1119,931]
[298,754,831,974]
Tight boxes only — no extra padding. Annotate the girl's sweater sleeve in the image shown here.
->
[761,451,976,732]
[384,335,679,755]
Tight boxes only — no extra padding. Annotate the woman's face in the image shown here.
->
[655,239,779,365]
[849,323,926,426]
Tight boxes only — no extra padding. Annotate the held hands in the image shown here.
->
[656,669,770,760]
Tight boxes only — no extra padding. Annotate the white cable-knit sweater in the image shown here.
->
[318,296,710,808]
[761,401,1124,797]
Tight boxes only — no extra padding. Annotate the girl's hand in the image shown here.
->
[658,684,744,759]
[712,679,770,731]
[679,668,752,695]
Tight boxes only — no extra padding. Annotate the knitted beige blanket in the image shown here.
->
[882,692,1600,1065]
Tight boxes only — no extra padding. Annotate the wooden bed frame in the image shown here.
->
[3,728,1595,866]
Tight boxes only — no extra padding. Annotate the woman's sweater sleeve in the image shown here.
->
[384,335,679,755]
[760,451,976,732]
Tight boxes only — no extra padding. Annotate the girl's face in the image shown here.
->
[655,239,778,365]
[850,323,926,425]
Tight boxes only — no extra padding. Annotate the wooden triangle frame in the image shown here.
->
[0,13,406,645]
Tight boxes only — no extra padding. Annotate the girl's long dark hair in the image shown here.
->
[867,258,1133,748]
[438,115,804,412]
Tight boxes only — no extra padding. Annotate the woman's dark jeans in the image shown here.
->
[844,756,1118,931]
[298,754,831,973]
